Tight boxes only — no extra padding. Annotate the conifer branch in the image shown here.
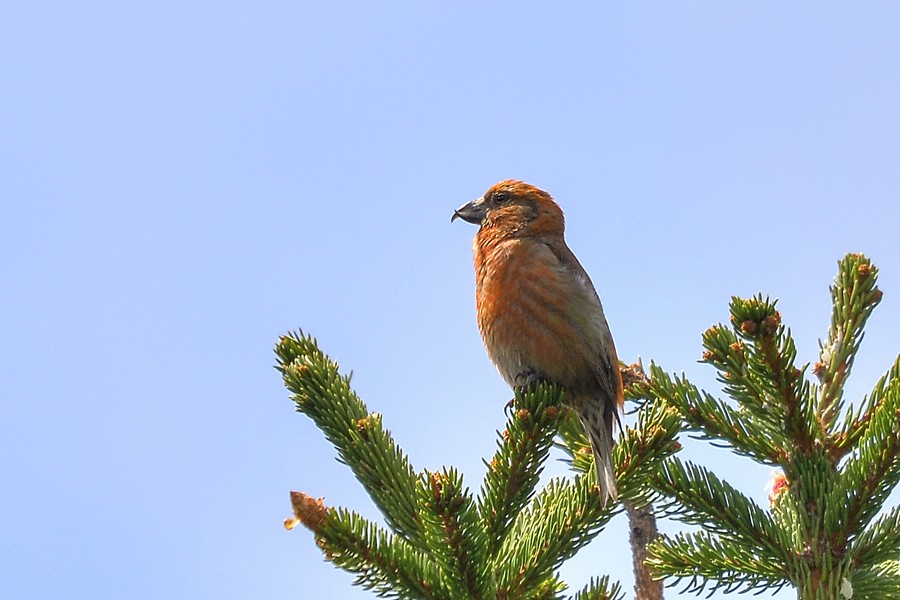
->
[851,560,900,598]
[479,383,566,554]
[647,531,787,595]
[508,390,679,598]
[495,475,613,597]
[309,504,447,599]
[614,402,683,505]
[278,344,680,599]
[653,459,781,556]
[832,372,900,541]
[696,295,818,460]
[851,504,900,570]
[556,371,682,502]
[618,366,678,600]
[647,253,900,598]
[555,408,596,474]
[728,295,816,454]
[816,254,883,433]
[277,253,899,600]
[837,355,900,455]
[557,365,680,600]
[646,366,780,463]
[418,469,492,599]
[275,332,425,548]
[572,576,626,600]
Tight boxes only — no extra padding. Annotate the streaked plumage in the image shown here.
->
[453,180,623,505]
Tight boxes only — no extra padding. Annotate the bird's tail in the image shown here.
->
[581,412,618,507]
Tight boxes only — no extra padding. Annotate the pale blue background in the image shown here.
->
[3,3,899,599]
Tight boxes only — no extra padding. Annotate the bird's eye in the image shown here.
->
[494,192,509,204]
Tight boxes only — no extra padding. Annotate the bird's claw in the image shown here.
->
[514,368,548,392]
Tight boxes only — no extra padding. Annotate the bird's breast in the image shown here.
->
[473,238,604,389]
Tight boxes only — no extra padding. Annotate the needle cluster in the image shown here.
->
[275,333,679,599]
[645,253,900,599]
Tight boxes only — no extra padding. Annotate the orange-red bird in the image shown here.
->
[453,180,624,505]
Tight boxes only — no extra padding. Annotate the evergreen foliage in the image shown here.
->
[645,253,900,599]
[276,336,680,599]
[277,253,900,599]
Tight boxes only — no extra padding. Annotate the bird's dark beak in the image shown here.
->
[451,197,487,225]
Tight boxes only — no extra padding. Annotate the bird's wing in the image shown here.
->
[546,241,625,415]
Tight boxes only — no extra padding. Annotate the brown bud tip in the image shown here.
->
[740,320,758,334]
[428,471,448,497]
[287,491,328,532]
[620,362,650,388]
[858,263,871,277]
[701,350,715,361]
[812,362,826,378]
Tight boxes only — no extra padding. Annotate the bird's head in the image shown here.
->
[451,180,565,239]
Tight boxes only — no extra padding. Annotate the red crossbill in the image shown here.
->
[453,180,624,505]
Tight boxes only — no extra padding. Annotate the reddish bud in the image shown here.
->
[766,471,789,506]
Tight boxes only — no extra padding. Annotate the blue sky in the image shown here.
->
[2,3,899,599]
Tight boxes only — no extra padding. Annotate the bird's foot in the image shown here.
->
[514,368,549,393]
